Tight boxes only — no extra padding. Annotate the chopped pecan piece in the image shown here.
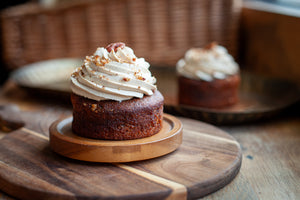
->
[204,42,217,50]
[136,75,145,81]
[123,77,130,81]
[106,42,125,52]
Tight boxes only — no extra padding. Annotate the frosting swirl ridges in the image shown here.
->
[71,43,156,101]
[176,42,239,82]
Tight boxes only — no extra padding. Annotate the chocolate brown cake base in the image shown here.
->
[71,90,164,140]
[178,74,240,108]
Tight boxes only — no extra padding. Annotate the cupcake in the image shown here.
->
[70,42,164,140]
[176,42,240,108]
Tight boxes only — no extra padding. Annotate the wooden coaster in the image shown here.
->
[49,114,183,163]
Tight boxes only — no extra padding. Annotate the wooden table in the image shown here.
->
[0,79,299,200]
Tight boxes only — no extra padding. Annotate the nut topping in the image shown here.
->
[106,42,125,53]
[204,42,217,50]
[123,77,130,82]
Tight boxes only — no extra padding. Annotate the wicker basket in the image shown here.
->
[1,0,241,69]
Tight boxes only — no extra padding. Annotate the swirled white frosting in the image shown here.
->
[176,43,239,81]
[70,45,156,101]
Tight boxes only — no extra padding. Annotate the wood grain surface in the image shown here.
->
[0,106,242,200]
[159,70,300,125]
[0,79,299,200]
[49,114,183,163]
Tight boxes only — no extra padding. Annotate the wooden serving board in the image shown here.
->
[0,116,242,200]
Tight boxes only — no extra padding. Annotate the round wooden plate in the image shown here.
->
[163,71,300,125]
[49,114,183,163]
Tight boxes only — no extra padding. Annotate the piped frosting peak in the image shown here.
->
[176,42,239,81]
[71,42,156,101]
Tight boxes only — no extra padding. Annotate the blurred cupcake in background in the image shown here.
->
[176,42,240,108]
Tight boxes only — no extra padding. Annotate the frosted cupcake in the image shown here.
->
[176,42,240,108]
[70,42,164,140]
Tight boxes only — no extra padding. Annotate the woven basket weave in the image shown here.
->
[1,0,241,69]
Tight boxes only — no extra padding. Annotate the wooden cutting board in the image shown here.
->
[0,114,242,200]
